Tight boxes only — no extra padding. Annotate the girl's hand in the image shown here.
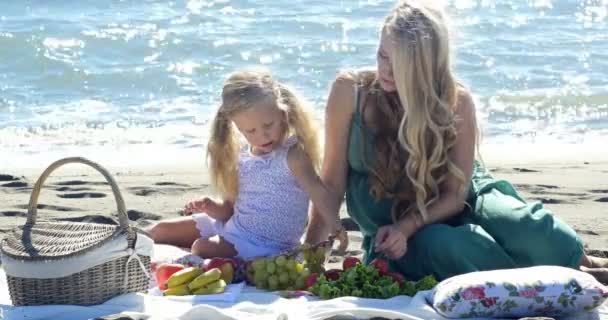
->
[183,197,212,215]
[374,224,409,260]
[330,222,349,254]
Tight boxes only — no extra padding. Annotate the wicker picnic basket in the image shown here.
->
[0,157,153,306]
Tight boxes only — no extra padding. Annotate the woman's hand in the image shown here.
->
[183,197,213,215]
[375,213,423,260]
[374,224,409,260]
[375,211,424,260]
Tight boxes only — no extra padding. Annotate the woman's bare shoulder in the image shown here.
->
[454,85,476,117]
[332,68,375,105]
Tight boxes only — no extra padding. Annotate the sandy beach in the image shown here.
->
[1,142,607,266]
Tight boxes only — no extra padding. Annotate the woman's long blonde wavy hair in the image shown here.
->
[358,0,467,223]
[207,68,321,201]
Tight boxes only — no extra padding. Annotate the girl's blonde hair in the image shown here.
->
[207,68,321,200]
[356,0,468,223]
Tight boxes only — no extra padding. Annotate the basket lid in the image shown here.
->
[1,222,125,260]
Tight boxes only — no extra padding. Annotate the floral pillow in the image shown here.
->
[430,266,608,318]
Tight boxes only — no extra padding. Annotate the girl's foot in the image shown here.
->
[587,255,608,268]
[580,265,608,284]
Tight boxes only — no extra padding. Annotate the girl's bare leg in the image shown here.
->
[146,217,200,249]
[191,236,237,259]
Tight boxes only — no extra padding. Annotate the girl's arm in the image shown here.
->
[207,200,234,222]
[300,78,357,244]
[288,145,341,226]
[184,198,234,222]
[396,89,477,238]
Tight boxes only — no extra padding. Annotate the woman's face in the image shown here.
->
[377,30,397,92]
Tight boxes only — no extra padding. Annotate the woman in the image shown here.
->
[306,0,608,282]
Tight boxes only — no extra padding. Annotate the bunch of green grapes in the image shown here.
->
[247,255,312,291]
[301,245,328,274]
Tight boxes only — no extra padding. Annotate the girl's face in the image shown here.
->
[377,30,397,92]
[231,99,287,155]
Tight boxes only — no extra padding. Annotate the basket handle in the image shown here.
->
[26,157,131,231]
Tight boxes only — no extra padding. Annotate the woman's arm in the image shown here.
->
[397,89,477,237]
[303,77,357,244]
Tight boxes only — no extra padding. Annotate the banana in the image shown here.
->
[162,284,190,296]
[165,267,203,288]
[192,279,226,295]
[188,268,222,290]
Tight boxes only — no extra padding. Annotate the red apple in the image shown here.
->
[155,263,185,290]
[342,257,361,270]
[204,257,236,284]
[323,269,342,281]
[204,257,226,271]
[305,273,319,289]
[219,259,235,284]
[369,258,389,275]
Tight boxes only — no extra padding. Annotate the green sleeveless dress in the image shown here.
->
[345,88,584,281]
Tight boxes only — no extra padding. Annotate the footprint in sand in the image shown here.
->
[127,209,162,221]
[128,182,202,196]
[575,229,600,236]
[0,211,28,218]
[57,192,107,199]
[57,215,117,225]
[155,182,190,187]
[15,203,79,212]
[514,183,585,196]
[587,189,608,202]
[127,186,161,196]
[55,186,93,192]
[0,175,29,189]
[55,180,109,186]
[515,184,587,205]
[1,181,28,188]
[531,197,567,204]
[0,174,21,182]
[536,184,558,189]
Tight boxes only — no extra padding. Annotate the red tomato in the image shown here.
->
[369,258,390,275]
[342,257,361,270]
[323,269,342,281]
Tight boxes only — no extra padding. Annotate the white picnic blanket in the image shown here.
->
[2,244,607,320]
[1,267,607,320]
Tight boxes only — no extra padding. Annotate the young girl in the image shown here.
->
[149,68,342,260]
